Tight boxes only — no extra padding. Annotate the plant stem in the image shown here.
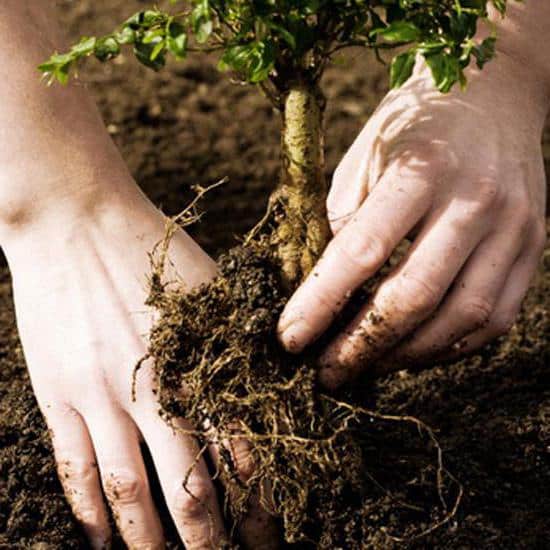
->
[271,84,331,289]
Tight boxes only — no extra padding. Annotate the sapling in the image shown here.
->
[41,1,509,546]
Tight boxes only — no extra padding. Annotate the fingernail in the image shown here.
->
[278,318,311,353]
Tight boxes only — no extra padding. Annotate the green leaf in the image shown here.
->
[133,41,166,70]
[38,53,73,85]
[142,10,165,27]
[115,26,136,45]
[450,11,477,43]
[167,21,188,59]
[150,40,166,61]
[265,21,296,50]
[371,21,421,43]
[390,50,416,88]
[54,62,72,85]
[38,0,505,92]
[70,36,96,56]
[124,10,166,30]
[218,40,275,83]
[143,29,165,44]
[191,0,213,44]
[94,37,120,62]
[473,36,496,68]
[424,52,461,93]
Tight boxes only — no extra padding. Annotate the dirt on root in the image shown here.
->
[143,235,466,548]
[1,0,549,548]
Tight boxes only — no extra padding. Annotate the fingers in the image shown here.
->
[384,225,526,368]
[438,223,546,362]
[319,197,492,389]
[236,491,279,550]
[135,411,227,550]
[278,157,434,353]
[85,406,164,549]
[209,434,279,549]
[46,405,111,549]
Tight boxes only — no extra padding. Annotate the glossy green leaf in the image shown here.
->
[390,50,416,88]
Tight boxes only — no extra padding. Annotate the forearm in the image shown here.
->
[0,3,134,244]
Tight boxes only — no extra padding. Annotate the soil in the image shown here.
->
[1,1,549,548]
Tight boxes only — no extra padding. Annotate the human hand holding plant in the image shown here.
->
[0,2,276,548]
[5,191,223,549]
[279,2,549,387]
[5,173,275,550]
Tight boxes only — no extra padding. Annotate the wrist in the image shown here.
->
[3,177,217,296]
[0,171,142,259]
[480,47,550,131]
[489,2,550,106]
[1,169,125,233]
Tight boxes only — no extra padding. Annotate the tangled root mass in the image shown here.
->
[142,234,461,548]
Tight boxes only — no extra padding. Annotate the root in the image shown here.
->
[138,212,463,547]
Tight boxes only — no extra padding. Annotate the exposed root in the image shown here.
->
[137,215,463,548]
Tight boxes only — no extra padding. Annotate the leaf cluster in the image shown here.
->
[40,1,512,93]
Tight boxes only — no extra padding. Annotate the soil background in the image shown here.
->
[1,1,549,548]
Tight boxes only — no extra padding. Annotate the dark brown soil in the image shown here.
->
[1,1,549,548]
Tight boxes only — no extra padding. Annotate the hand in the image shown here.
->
[4,185,276,549]
[0,3,277,542]
[278,54,548,389]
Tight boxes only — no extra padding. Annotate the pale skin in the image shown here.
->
[279,2,549,389]
[0,2,277,549]
[1,3,548,550]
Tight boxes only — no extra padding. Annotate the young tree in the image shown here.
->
[40,0,503,287]
[40,1,509,546]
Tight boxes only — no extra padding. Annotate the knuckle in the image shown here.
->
[508,180,532,208]
[104,469,146,505]
[73,504,105,529]
[390,273,441,318]
[125,537,163,550]
[58,458,98,486]
[337,230,389,273]
[459,297,493,329]
[331,162,347,187]
[172,479,214,521]
[328,215,346,235]
[474,178,502,213]
[508,197,533,233]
